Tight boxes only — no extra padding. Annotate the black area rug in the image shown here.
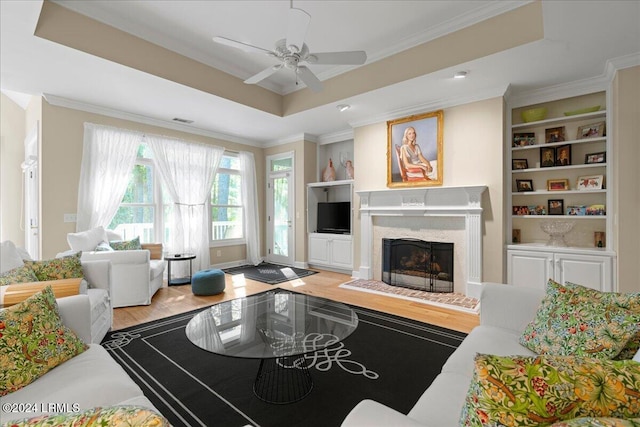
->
[223,262,318,284]
[102,295,466,427]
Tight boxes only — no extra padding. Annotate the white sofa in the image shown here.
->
[80,250,164,308]
[341,283,545,427]
[1,294,162,424]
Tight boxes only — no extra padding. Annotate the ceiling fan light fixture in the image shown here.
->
[454,71,468,79]
[337,104,350,112]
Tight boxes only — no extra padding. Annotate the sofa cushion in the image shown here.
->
[520,280,639,360]
[0,240,25,274]
[442,325,536,377]
[0,286,87,396]
[564,281,640,360]
[0,345,149,421]
[9,405,170,427]
[24,252,84,281]
[110,236,142,251]
[67,226,108,252]
[460,354,640,427]
[406,372,472,426]
[550,418,640,427]
[0,264,39,286]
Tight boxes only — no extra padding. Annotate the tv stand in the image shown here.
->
[307,180,353,272]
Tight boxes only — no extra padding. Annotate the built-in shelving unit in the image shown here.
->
[507,91,616,292]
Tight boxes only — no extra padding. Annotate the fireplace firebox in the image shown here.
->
[382,238,454,293]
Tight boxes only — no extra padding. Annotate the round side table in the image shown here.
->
[165,253,196,286]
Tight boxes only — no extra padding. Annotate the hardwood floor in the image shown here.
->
[112,269,479,334]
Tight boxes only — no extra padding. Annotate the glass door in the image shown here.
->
[266,154,294,266]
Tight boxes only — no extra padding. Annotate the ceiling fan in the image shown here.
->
[212,1,367,92]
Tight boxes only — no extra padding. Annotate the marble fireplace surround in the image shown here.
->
[356,185,487,299]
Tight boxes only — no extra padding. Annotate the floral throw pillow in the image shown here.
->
[0,265,38,286]
[564,281,640,360]
[459,354,640,427]
[23,252,83,281]
[519,280,639,359]
[9,405,170,427]
[109,236,142,251]
[550,418,640,427]
[0,286,87,396]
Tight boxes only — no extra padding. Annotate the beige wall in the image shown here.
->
[0,94,27,245]
[37,100,265,260]
[353,97,505,283]
[613,66,640,293]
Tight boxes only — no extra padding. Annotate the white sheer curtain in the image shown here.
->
[147,136,223,273]
[76,123,141,232]
[239,151,261,265]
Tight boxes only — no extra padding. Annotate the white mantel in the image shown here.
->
[356,185,487,299]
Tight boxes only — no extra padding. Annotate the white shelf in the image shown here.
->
[512,215,606,219]
[512,164,606,174]
[512,110,606,129]
[512,137,605,151]
[512,190,606,196]
[307,179,354,188]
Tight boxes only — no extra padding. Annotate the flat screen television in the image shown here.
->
[317,202,351,234]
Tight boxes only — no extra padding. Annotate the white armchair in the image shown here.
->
[80,249,164,308]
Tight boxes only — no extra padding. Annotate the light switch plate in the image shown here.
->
[63,213,77,223]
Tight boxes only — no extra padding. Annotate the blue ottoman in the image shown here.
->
[192,268,226,296]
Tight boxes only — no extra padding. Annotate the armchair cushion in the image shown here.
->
[24,252,84,281]
[0,240,25,274]
[67,226,108,252]
[0,265,38,286]
[109,236,142,251]
[0,286,87,396]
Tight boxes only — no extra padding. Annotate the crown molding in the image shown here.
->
[317,129,354,145]
[43,93,263,147]
[261,132,319,149]
[349,84,509,129]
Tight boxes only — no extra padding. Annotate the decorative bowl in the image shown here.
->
[521,107,548,123]
[540,221,575,247]
[563,105,601,116]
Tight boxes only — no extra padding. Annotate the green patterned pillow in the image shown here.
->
[0,286,87,396]
[23,252,83,281]
[0,265,38,286]
[564,281,640,360]
[460,354,640,427]
[109,236,142,251]
[9,405,170,427]
[550,418,640,427]
[520,280,639,359]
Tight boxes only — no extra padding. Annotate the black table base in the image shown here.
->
[253,355,313,404]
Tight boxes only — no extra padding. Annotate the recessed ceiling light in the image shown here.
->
[337,104,351,112]
[454,71,468,79]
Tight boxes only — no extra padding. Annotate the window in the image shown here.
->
[211,154,243,244]
[109,144,163,243]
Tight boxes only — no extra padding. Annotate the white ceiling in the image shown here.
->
[1,1,639,146]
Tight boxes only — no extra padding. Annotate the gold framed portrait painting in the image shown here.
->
[387,110,443,188]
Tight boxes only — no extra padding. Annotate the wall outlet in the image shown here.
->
[63,213,77,223]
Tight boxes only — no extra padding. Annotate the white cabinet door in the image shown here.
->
[308,234,330,265]
[508,250,553,289]
[329,236,353,270]
[554,253,613,292]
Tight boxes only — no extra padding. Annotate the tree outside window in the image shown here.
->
[211,155,243,242]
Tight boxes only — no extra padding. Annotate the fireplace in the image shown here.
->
[382,238,454,293]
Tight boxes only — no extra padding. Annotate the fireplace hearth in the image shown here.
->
[382,238,454,293]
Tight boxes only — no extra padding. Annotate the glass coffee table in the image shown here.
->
[185,290,358,404]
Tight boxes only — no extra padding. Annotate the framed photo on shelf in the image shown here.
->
[585,151,606,164]
[548,199,564,215]
[512,159,529,170]
[545,126,566,143]
[547,178,570,191]
[577,121,605,139]
[567,205,586,216]
[512,229,521,244]
[555,144,571,166]
[594,231,606,247]
[516,179,534,192]
[528,205,546,215]
[512,206,530,215]
[540,147,555,167]
[513,132,536,147]
[577,175,604,190]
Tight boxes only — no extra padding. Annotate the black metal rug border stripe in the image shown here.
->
[222,262,318,284]
[101,291,466,427]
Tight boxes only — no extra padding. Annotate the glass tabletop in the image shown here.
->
[185,290,358,359]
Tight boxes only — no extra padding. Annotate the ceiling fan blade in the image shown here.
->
[307,51,367,65]
[286,8,311,53]
[296,65,323,92]
[213,36,271,55]
[244,64,283,84]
